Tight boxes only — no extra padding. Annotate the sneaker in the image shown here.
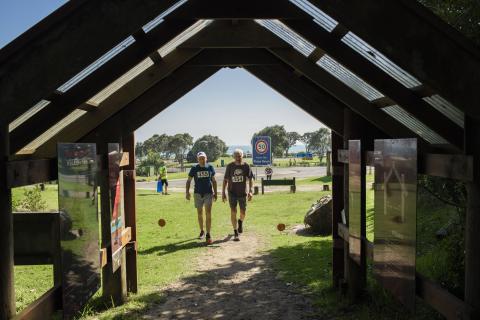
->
[198,230,205,239]
[233,230,240,241]
[206,233,212,245]
[238,219,243,234]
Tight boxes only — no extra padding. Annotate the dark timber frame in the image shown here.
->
[1,0,480,319]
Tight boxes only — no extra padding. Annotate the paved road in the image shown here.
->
[136,166,326,190]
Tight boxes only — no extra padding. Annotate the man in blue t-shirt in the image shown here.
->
[186,151,217,244]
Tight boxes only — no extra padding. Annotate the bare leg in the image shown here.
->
[240,209,246,222]
[230,208,238,230]
[197,207,204,231]
[205,204,212,234]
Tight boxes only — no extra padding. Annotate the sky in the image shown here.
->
[1,1,326,145]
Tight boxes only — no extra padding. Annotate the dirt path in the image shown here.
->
[143,232,319,320]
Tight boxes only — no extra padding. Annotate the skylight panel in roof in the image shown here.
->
[289,0,338,32]
[17,109,87,155]
[56,36,135,93]
[317,55,384,101]
[9,100,50,132]
[382,105,448,144]
[88,57,154,105]
[158,20,212,57]
[255,20,315,57]
[341,32,421,88]
[423,94,464,128]
[142,0,188,33]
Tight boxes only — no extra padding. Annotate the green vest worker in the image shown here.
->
[159,165,169,195]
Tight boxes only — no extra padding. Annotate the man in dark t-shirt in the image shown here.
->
[186,152,217,245]
[222,149,253,241]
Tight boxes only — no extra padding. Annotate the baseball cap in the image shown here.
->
[197,151,207,158]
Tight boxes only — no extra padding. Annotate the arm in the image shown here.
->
[247,176,253,201]
[186,176,192,200]
[222,178,228,202]
[212,176,218,201]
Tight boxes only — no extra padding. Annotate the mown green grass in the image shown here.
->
[14,179,446,320]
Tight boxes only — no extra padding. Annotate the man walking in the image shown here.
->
[159,164,169,195]
[222,149,253,241]
[186,152,217,245]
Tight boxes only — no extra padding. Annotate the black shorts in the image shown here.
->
[228,192,247,211]
[161,179,168,187]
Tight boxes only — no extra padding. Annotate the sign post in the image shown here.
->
[252,136,272,166]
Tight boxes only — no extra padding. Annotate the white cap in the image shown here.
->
[197,151,207,158]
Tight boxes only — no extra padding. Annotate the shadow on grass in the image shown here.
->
[138,235,233,256]
[310,176,332,183]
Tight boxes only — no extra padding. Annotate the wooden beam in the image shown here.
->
[186,48,282,66]
[308,0,480,119]
[167,0,311,19]
[268,46,433,151]
[9,19,196,154]
[82,65,221,143]
[420,154,473,181]
[6,159,57,188]
[179,20,289,49]
[0,125,15,320]
[32,48,203,158]
[12,285,62,320]
[245,64,344,136]
[0,0,182,125]
[283,19,464,149]
[332,131,345,287]
[77,102,98,112]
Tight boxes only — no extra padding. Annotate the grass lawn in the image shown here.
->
[13,178,447,319]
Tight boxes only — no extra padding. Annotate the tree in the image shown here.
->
[309,128,331,163]
[135,142,145,158]
[142,134,171,156]
[188,135,227,163]
[300,132,314,153]
[285,132,301,157]
[252,125,288,157]
[166,133,193,170]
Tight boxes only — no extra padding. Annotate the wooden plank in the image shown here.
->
[6,159,57,188]
[419,154,473,181]
[9,19,196,154]
[0,0,182,125]
[186,48,282,66]
[12,285,62,320]
[32,48,203,158]
[0,125,15,319]
[168,0,310,19]
[307,0,480,119]
[245,64,344,136]
[100,248,108,268]
[179,20,289,49]
[122,133,138,294]
[332,131,345,287]
[284,19,464,149]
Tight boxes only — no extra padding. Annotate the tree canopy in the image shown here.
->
[252,125,289,157]
[187,135,227,162]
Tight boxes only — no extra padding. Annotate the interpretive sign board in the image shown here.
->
[57,143,100,319]
[348,140,363,265]
[373,139,417,311]
[252,136,272,166]
[108,143,125,272]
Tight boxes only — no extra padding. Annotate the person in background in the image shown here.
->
[159,164,169,195]
[222,149,253,241]
[186,152,217,245]
[265,166,273,180]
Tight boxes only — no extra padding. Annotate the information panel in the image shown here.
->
[373,139,417,311]
[348,140,363,265]
[252,136,272,166]
[108,143,125,272]
[58,143,100,319]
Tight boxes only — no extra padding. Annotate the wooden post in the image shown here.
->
[261,178,264,195]
[343,109,368,300]
[332,131,345,288]
[464,116,480,318]
[0,125,15,319]
[98,142,126,305]
[122,132,138,294]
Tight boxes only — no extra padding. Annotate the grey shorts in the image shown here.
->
[194,193,213,209]
[228,192,247,211]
